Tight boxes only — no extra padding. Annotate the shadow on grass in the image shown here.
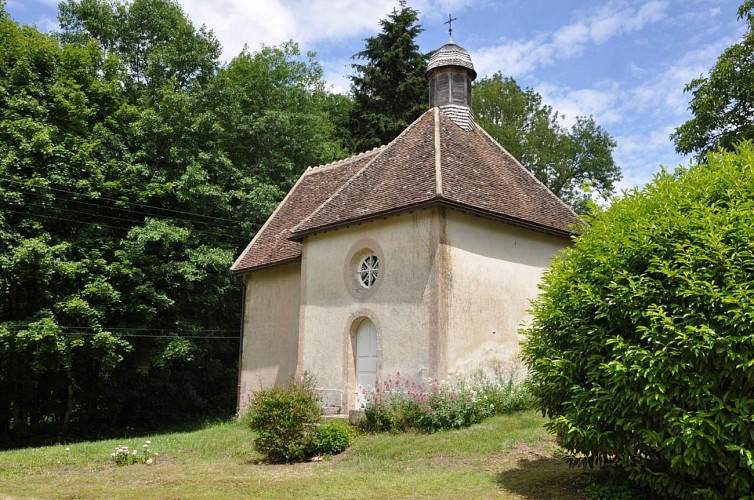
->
[0,414,234,451]
[495,456,592,500]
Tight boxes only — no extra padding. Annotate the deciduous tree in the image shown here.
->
[672,1,754,157]
[473,73,620,213]
[1,1,345,443]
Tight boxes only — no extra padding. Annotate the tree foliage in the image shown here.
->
[672,1,754,157]
[58,0,221,92]
[522,142,754,498]
[473,73,620,213]
[0,1,345,445]
[346,0,427,152]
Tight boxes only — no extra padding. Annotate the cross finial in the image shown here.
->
[444,14,457,40]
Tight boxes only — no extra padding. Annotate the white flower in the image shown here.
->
[145,440,151,445]
[65,447,70,452]
[146,458,153,465]
[143,444,149,448]
[132,450,138,456]
[111,452,116,458]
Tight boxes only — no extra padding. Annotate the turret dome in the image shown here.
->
[426,42,477,80]
[426,39,477,131]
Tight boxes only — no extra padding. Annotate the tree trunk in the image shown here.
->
[62,364,74,439]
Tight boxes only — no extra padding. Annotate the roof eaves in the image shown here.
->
[438,199,576,239]
[288,196,575,242]
[289,198,441,240]
[229,256,301,276]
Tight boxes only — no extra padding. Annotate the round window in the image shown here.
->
[344,239,384,300]
[357,254,379,288]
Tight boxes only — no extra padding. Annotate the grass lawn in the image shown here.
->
[0,411,596,499]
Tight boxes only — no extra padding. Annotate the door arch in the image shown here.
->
[355,318,377,409]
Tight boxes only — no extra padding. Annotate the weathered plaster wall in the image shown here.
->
[444,211,569,376]
[238,262,301,410]
[298,208,446,411]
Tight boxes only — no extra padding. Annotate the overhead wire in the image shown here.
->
[3,178,242,225]
[8,185,239,231]
[2,201,251,247]
[2,324,239,339]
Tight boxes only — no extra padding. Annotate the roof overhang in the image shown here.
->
[288,198,577,242]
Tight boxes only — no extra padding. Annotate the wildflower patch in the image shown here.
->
[359,367,533,432]
[110,440,158,466]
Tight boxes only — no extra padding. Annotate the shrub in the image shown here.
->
[313,419,353,456]
[522,143,754,498]
[360,366,533,433]
[246,374,321,463]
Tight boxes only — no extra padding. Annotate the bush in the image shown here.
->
[522,143,754,498]
[360,366,533,433]
[246,374,321,463]
[313,419,353,456]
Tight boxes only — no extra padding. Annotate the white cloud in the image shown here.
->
[613,126,688,192]
[179,0,397,61]
[552,23,590,56]
[321,58,353,95]
[470,0,669,79]
[628,36,738,118]
[536,83,623,127]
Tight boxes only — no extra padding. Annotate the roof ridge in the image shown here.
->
[434,107,443,196]
[290,109,435,236]
[309,145,387,172]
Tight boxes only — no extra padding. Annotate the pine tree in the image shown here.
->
[346,1,427,152]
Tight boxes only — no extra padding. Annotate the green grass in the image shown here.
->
[0,411,596,499]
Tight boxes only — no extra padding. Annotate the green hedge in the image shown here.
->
[522,143,754,498]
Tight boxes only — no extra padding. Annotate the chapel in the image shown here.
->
[230,36,579,413]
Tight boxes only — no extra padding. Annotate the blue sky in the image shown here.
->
[5,0,748,193]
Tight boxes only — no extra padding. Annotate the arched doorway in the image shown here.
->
[355,318,377,409]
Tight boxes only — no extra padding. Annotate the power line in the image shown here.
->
[61,326,238,332]
[1,207,248,246]
[3,178,244,225]
[10,186,239,231]
[2,207,134,232]
[20,200,240,235]
[2,325,239,339]
[59,332,239,339]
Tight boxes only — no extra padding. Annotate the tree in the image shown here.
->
[346,1,427,152]
[672,1,754,157]
[521,142,754,498]
[58,0,221,93]
[0,5,135,440]
[473,73,620,213]
[1,1,346,443]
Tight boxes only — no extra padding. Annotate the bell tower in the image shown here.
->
[426,19,477,130]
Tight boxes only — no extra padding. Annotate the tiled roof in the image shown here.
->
[229,147,383,273]
[231,107,580,274]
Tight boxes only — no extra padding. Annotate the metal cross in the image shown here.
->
[445,14,457,39]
